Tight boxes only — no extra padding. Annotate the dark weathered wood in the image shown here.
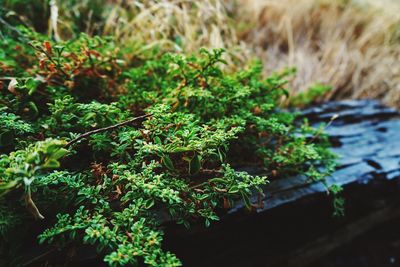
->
[228,100,400,214]
[166,100,400,267]
[285,201,400,267]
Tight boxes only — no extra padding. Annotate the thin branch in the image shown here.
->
[308,113,339,144]
[66,114,151,147]
[25,186,45,220]
[22,248,57,266]
[189,181,209,190]
[0,77,30,80]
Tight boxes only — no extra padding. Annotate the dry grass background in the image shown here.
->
[103,1,237,53]
[236,0,400,107]
[55,0,252,69]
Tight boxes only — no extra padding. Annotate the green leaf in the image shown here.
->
[154,136,162,144]
[26,78,40,95]
[26,102,39,118]
[228,185,239,194]
[42,159,60,169]
[189,154,201,175]
[26,151,40,164]
[45,143,61,154]
[51,148,69,160]
[217,149,225,162]
[162,155,174,171]
[241,193,251,209]
[144,199,155,209]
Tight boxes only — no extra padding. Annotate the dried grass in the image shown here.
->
[98,0,252,68]
[237,0,400,107]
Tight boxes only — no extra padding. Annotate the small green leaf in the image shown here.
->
[242,193,251,209]
[26,151,40,164]
[189,154,201,175]
[51,148,69,160]
[26,78,40,95]
[162,155,174,171]
[144,199,155,209]
[154,136,162,144]
[228,185,239,194]
[26,102,39,118]
[42,159,60,169]
[45,143,61,154]
[217,149,225,162]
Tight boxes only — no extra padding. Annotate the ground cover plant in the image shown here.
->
[0,3,340,267]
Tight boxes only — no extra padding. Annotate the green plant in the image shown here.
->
[0,109,33,147]
[288,84,332,107]
[0,25,338,266]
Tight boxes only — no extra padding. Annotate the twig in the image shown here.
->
[25,186,45,220]
[308,113,339,144]
[0,77,30,80]
[22,248,57,266]
[189,181,209,190]
[66,114,151,147]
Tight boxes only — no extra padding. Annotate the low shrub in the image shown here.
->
[0,26,338,266]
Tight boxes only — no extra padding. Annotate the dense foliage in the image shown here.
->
[0,20,339,267]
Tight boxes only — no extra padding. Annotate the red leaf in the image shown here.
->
[43,41,52,54]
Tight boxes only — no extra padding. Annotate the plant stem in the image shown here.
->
[66,114,151,147]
